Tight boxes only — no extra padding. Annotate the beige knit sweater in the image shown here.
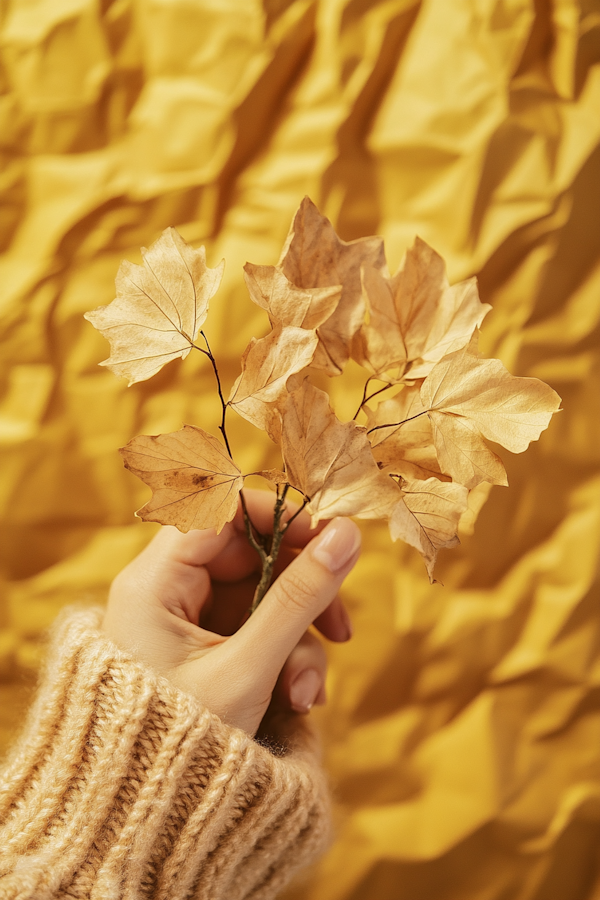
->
[0,608,331,900]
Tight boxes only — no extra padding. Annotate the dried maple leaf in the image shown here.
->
[419,342,561,489]
[243,264,341,330]
[279,197,386,375]
[279,380,401,525]
[257,468,288,486]
[358,237,490,381]
[120,425,242,533]
[85,228,224,385]
[356,268,407,378]
[390,478,469,582]
[228,325,318,430]
[423,414,508,489]
[366,386,444,482]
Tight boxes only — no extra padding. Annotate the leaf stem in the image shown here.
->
[240,492,268,555]
[191,333,264,544]
[282,496,309,533]
[193,332,234,458]
[353,377,394,420]
[367,409,429,434]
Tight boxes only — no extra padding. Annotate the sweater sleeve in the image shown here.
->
[0,607,331,900]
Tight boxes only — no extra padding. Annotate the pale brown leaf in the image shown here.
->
[120,425,243,534]
[228,326,318,429]
[257,468,288,486]
[390,478,469,582]
[279,380,401,525]
[427,414,507,489]
[279,197,386,375]
[419,343,561,487]
[85,228,224,385]
[358,237,490,381]
[357,266,407,377]
[365,385,443,481]
[243,264,341,330]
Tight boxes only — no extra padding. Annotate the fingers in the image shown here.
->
[231,489,327,548]
[313,594,353,642]
[114,494,353,647]
[173,489,326,588]
[204,548,353,641]
[115,525,231,625]
[154,523,232,568]
[274,631,327,714]
[144,486,317,587]
[205,531,260,582]
[230,517,361,686]
[205,531,306,585]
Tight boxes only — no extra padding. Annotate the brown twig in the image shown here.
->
[249,484,292,613]
[282,496,309,532]
[367,409,429,434]
[191,332,264,549]
[191,335,310,615]
[353,377,394,420]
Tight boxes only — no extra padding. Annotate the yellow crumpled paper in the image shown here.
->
[1,1,599,897]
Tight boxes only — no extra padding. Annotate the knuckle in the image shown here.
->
[273,570,316,615]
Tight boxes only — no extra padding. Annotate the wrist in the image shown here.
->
[0,607,331,899]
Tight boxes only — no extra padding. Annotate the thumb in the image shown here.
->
[229,518,361,684]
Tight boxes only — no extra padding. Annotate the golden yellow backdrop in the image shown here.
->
[1,0,599,897]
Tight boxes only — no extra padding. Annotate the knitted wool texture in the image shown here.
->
[0,608,331,900]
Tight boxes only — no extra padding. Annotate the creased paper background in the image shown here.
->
[1,0,599,897]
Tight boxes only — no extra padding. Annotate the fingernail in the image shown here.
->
[312,519,361,573]
[290,668,322,713]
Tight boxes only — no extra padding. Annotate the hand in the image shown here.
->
[102,490,360,735]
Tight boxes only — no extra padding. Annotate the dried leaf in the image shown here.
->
[120,425,243,534]
[357,266,407,377]
[366,386,444,481]
[279,197,386,375]
[85,228,224,385]
[243,264,341,330]
[257,468,288,486]
[279,381,401,525]
[390,478,469,582]
[419,343,561,487]
[358,237,490,381]
[228,326,318,429]
[427,414,508,489]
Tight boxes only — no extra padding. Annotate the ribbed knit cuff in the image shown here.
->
[0,608,331,900]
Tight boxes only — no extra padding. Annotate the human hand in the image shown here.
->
[102,490,360,736]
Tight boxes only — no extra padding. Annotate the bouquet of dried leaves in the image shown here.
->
[85,198,561,609]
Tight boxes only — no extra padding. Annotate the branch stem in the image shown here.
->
[367,409,429,434]
[191,333,264,544]
[353,377,394,420]
[193,332,234,458]
[190,335,306,615]
[240,492,267,557]
[282,496,309,533]
[249,484,293,613]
